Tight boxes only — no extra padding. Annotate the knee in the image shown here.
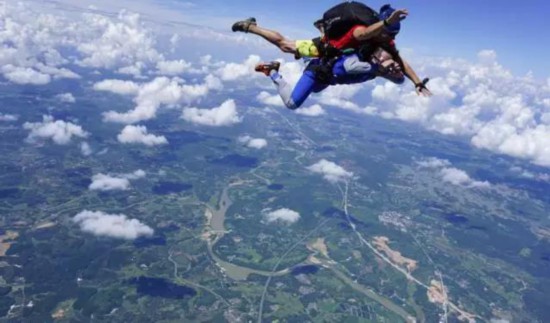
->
[285,99,299,110]
[279,40,296,54]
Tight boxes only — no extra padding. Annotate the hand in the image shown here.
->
[416,86,432,97]
[386,9,408,25]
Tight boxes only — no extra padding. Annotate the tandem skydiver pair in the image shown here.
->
[232,2,432,110]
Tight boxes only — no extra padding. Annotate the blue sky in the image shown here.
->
[170,0,549,79]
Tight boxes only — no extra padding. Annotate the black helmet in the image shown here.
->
[313,18,324,30]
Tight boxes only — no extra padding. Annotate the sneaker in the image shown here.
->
[254,61,281,76]
[231,17,257,33]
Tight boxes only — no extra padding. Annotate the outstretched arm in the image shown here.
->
[353,9,409,41]
[400,58,432,96]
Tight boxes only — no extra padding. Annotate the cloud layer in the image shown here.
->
[73,210,153,240]
[365,50,550,167]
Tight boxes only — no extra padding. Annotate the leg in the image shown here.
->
[247,25,297,54]
[233,18,296,54]
[271,71,318,109]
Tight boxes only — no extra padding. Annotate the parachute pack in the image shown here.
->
[321,1,380,40]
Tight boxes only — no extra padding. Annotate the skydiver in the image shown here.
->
[231,4,432,99]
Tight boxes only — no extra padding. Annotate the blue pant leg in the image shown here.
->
[289,71,323,109]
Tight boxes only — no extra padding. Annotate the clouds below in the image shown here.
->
[366,50,550,167]
[80,142,92,156]
[238,135,268,149]
[93,79,140,95]
[89,170,146,191]
[295,104,326,117]
[56,93,76,103]
[0,114,18,122]
[156,59,191,75]
[307,159,354,183]
[89,174,131,191]
[257,91,284,107]
[216,55,261,81]
[23,116,88,145]
[264,208,300,224]
[73,210,153,240]
[2,66,51,85]
[0,1,222,86]
[97,76,220,124]
[182,99,241,126]
[117,125,168,146]
[417,157,491,188]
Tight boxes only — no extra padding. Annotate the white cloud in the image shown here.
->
[2,66,51,85]
[80,142,92,156]
[264,208,300,224]
[416,157,451,169]
[73,210,153,240]
[117,125,167,146]
[88,169,146,191]
[440,167,490,188]
[477,49,497,64]
[489,319,510,323]
[0,3,130,84]
[123,169,147,180]
[182,99,241,126]
[472,123,550,167]
[102,77,211,124]
[0,2,267,88]
[216,55,261,81]
[318,84,363,110]
[537,173,550,182]
[307,159,354,183]
[257,91,284,107]
[238,135,267,149]
[296,104,326,117]
[36,64,80,80]
[0,114,18,122]
[156,59,191,75]
[93,79,140,95]
[204,74,223,90]
[117,63,145,78]
[89,173,131,191]
[76,11,162,71]
[23,116,88,145]
[417,157,490,188]
[56,93,76,103]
